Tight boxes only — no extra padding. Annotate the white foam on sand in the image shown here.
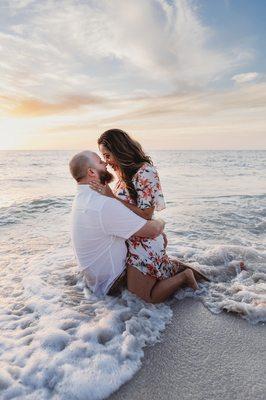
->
[172,244,266,324]
[0,221,172,400]
[1,204,265,400]
[1,241,265,400]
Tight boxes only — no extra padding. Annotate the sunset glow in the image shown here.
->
[0,0,265,150]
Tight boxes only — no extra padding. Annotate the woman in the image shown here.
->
[90,129,209,302]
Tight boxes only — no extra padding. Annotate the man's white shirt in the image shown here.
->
[71,185,146,296]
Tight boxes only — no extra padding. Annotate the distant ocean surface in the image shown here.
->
[0,150,265,400]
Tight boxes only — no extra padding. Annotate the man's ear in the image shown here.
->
[87,167,95,177]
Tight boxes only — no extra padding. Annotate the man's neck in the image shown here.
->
[78,178,100,185]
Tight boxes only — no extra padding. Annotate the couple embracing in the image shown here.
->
[69,129,209,303]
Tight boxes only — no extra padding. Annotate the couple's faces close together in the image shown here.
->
[96,144,118,185]
[99,144,117,171]
[93,144,116,185]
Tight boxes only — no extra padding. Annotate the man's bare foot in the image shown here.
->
[184,269,199,291]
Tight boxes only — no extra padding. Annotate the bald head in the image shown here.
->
[69,151,97,182]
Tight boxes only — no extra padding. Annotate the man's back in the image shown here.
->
[71,185,145,296]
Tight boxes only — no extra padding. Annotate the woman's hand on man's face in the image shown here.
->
[88,181,115,198]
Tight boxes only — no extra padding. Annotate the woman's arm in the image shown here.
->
[116,198,154,220]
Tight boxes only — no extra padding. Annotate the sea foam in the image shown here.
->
[0,218,172,400]
[0,150,265,399]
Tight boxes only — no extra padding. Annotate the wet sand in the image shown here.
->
[109,298,265,400]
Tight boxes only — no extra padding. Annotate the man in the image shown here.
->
[69,150,165,297]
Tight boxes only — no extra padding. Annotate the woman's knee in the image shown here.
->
[127,266,156,302]
[128,286,152,303]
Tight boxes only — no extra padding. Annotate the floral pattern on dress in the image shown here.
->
[115,163,176,280]
[134,164,166,211]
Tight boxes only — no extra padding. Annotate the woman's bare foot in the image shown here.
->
[239,261,247,271]
[183,269,199,291]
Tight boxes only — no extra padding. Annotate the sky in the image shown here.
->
[0,0,265,150]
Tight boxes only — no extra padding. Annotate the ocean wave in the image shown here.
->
[0,211,265,400]
[172,244,266,324]
[0,177,48,183]
[197,193,266,200]
[0,196,73,226]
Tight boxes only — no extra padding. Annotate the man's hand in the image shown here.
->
[153,218,165,237]
[88,181,115,198]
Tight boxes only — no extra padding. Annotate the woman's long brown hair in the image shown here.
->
[98,129,152,203]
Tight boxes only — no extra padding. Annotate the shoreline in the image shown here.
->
[109,298,265,400]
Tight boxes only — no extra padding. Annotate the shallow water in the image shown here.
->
[0,150,265,399]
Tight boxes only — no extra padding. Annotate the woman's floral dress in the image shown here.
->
[115,163,178,279]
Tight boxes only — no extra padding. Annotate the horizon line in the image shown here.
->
[0,148,265,152]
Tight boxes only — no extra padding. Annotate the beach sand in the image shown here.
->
[109,298,265,400]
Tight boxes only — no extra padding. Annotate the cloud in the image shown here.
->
[0,0,263,150]
[232,72,259,84]
[1,82,265,149]
[92,82,266,124]
[0,0,254,103]
[7,95,106,117]
[42,82,266,138]
[5,0,36,10]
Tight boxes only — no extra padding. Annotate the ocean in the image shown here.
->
[0,150,265,400]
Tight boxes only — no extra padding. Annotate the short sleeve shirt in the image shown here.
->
[71,185,146,296]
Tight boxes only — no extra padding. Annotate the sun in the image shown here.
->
[0,117,35,150]
[0,118,21,149]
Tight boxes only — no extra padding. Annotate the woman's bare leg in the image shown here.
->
[150,269,198,303]
[127,266,157,302]
[127,266,198,304]
[171,259,210,282]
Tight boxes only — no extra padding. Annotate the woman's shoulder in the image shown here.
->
[133,161,166,211]
[135,162,158,178]
[132,163,161,190]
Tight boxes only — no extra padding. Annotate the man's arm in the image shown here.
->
[101,198,164,240]
[116,199,154,220]
[133,218,165,238]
